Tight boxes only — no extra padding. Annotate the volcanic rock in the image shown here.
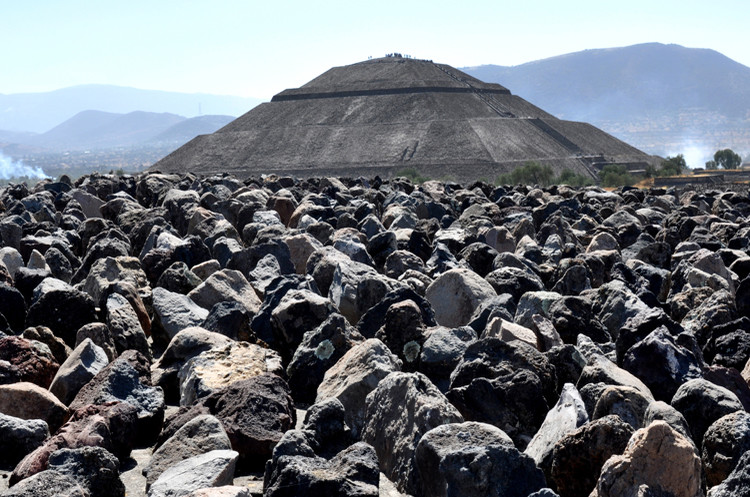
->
[425,268,496,327]
[49,338,110,405]
[48,446,125,497]
[158,374,295,469]
[0,412,50,466]
[148,449,238,497]
[416,421,545,497]
[671,378,744,449]
[591,421,703,497]
[315,338,402,437]
[286,313,364,404]
[144,414,232,489]
[177,341,283,406]
[362,371,463,494]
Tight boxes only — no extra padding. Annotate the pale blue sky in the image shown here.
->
[2,0,748,98]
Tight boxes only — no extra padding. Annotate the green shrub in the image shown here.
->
[495,161,555,186]
[495,162,593,187]
[557,169,594,187]
[396,167,429,183]
[599,164,635,187]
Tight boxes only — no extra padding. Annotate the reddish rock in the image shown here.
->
[0,335,60,388]
[11,401,138,485]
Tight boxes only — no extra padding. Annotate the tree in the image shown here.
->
[713,149,742,169]
[659,155,686,176]
[705,160,717,170]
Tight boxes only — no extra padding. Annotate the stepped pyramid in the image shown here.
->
[153,56,656,181]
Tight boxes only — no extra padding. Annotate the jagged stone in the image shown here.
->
[0,412,50,466]
[48,446,125,497]
[591,421,703,497]
[416,421,544,497]
[49,338,109,405]
[672,378,744,449]
[316,338,402,438]
[178,342,283,406]
[426,268,496,327]
[287,313,365,404]
[144,414,232,489]
[362,372,463,494]
[148,449,238,497]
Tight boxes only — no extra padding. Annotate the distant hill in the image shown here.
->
[15,110,234,151]
[0,84,262,133]
[463,43,750,162]
[151,115,234,144]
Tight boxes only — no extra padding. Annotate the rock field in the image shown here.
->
[2,171,750,496]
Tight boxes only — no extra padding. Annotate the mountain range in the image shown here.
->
[462,43,750,163]
[1,43,748,177]
[21,110,234,150]
[0,85,262,133]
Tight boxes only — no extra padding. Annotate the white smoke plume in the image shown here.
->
[0,151,50,180]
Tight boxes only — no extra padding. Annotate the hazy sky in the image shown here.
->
[2,0,748,99]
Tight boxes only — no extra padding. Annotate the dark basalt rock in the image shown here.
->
[11,401,138,485]
[157,373,295,470]
[202,300,254,342]
[447,367,549,450]
[671,378,744,450]
[416,421,546,497]
[356,286,436,339]
[0,283,27,332]
[702,411,750,488]
[48,446,125,497]
[550,415,634,497]
[621,326,703,402]
[362,372,463,495]
[25,285,98,348]
[287,313,364,404]
[450,337,557,406]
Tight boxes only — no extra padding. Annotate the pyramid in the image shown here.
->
[153,56,656,181]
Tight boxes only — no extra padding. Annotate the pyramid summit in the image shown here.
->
[153,56,656,180]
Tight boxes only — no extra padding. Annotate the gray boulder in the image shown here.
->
[104,291,152,361]
[362,371,463,494]
[2,470,86,497]
[178,342,283,406]
[70,351,165,444]
[152,287,210,346]
[315,338,402,438]
[672,378,744,449]
[286,313,365,404]
[48,446,125,497]
[0,412,49,465]
[187,269,262,315]
[328,257,399,324]
[270,288,337,360]
[415,421,529,497]
[524,383,588,480]
[263,441,379,497]
[702,411,750,488]
[144,414,232,489]
[592,385,653,430]
[152,327,233,404]
[49,338,109,405]
[425,268,496,327]
[148,449,238,497]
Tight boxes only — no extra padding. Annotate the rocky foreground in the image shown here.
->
[2,172,750,496]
